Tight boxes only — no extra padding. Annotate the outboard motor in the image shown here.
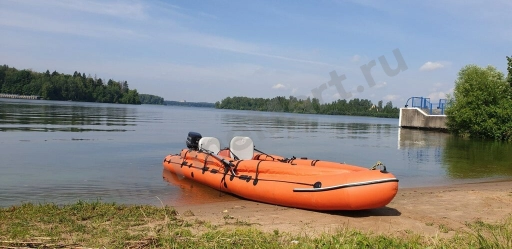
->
[186,132,202,150]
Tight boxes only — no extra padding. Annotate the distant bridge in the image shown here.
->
[0,93,42,100]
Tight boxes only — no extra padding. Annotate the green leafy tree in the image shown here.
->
[41,80,59,99]
[446,64,512,140]
[139,94,164,104]
[507,56,512,88]
[384,101,394,112]
[0,65,7,91]
[119,89,141,104]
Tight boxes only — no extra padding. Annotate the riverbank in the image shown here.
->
[1,180,510,248]
[171,179,512,237]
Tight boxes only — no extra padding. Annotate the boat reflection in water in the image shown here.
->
[161,169,239,206]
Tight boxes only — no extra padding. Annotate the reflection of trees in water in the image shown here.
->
[221,113,319,132]
[397,129,512,180]
[220,112,396,143]
[220,113,322,143]
[329,122,370,132]
[329,123,393,137]
[442,137,512,178]
[0,100,136,132]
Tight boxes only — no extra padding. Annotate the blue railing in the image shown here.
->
[404,97,447,115]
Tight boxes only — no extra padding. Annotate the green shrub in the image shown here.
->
[446,64,512,140]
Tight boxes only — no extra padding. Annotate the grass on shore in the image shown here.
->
[0,201,511,248]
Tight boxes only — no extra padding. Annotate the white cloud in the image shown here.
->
[54,0,147,19]
[427,91,447,100]
[170,31,333,66]
[0,9,143,39]
[351,54,361,62]
[430,82,444,92]
[383,94,399,101]
[374,81,387,88]
[420,61,446,71]
[428,87,454,100]
[3,0,147,19]
[272,83,286,89]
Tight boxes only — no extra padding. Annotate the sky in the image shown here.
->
[0,0,510,105]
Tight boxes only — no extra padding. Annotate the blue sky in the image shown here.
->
[1,0,510,104]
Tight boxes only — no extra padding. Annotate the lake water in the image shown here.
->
[1,98,511,207]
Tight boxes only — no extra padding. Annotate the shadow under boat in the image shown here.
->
[162,169,239,206]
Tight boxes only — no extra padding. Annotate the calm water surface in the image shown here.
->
[1,98,511,207]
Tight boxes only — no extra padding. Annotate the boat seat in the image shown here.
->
[230,136,254,160]
[198,137,221,155]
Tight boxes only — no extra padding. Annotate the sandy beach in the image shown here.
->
[171,180,512,237]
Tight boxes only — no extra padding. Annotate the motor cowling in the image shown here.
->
[186,132,202,150]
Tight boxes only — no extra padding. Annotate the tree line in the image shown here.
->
[164,100,215,108]
[0,65,140,104]
[215,96,399,118]
[139,94,164,105]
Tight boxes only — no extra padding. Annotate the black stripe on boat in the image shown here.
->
[293,178,399,192]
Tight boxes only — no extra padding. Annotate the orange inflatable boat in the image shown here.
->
[162,132,399,211]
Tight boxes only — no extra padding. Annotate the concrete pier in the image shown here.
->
[0,93,42,100]
[399,108,447,131]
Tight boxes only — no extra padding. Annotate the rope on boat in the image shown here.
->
[165,159,315,187]
[254,148,277,161]
[202,153,210,174]
[229,148,241,161]
[370,161,388,173]
[253,161,263,186]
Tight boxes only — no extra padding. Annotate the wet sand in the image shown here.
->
[170,179,512,237]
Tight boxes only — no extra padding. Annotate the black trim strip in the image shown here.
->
[293,178,399,192]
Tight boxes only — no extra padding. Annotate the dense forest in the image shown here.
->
[139,94,164,105]
[215,96,400,118]
[0,65,141,104]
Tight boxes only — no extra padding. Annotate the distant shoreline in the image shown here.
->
[164,100,215,108]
